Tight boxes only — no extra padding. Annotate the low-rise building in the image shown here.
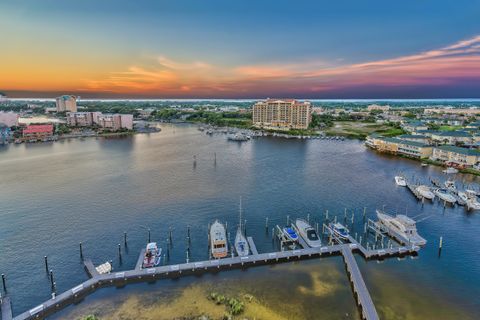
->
[0,111,19,127]
[365,135,432,159]
[401,121,428,133]
[22,124,54,141]
[430,131,472,145]
[398,134,430,144]
[367,104,390,111]
[425,108,480,115]
[67,112,101,127]
[431,145,480,167]
[96,114,133,131]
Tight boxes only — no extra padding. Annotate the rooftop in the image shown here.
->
[435,145,480,156]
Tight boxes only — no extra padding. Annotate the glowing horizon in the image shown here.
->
[1,1,480,99]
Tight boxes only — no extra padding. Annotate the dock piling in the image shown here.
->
[187,226,191,243]
[438,236,443,257]
[49,270,54,289]
[118,244,122,261]
[169,227,173,244]
[148,228,151,243]
[1,274,6,292]
[79,242,83,259]
[307,213,310,224]
[124,232,127,246]
[363,207,366,221]
[44,256,49,273]
[265,217,269,232]
[287,215,290,225]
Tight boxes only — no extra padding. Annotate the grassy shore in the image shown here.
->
[324,121,404,139]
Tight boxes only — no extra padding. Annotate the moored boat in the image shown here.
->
[395,175,407,187]
[282,226,299,242]
[329,222,349,240]
[294,218,321,247]
[376,210,427,246]
[443,167,458,174]
[210,220,228,258]
[416,185,435,200]
[433,188,456,204]
[234,198,249,257]
[142,242,162,268]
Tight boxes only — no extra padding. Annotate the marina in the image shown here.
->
[0,126,479,319]
[0,217,421,320]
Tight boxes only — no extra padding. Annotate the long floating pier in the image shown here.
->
[342,245,379,320]
[1,298,12,320]
[2,235,420,320]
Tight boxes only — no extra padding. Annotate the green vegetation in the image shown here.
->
[208,292,245,317]
[438,125,463,131]
[460,168,480,176]
[79,315,98,320]
[324,121,404,139]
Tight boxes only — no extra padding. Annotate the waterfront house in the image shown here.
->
[0,111,19,127]
[431,145,480,167]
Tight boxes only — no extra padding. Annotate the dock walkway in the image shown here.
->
[6,237,419,320]
[1,297,12,320]
[342,245,379,320]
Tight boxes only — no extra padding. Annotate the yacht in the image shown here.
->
[142,242,162,268]
[443,167,459,174]
[458,191,469,203]
[210,220,228,258]
[329,222,349,240]
[234,198,249,257]
[465,190,480,211]
[433,188,456,205]
[376,210,427,246]
[394,175,407,187]
[416,185,435,200]
[294,219,321,247]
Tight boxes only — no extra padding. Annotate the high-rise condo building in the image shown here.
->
[252,99,311,130]
[55,95,77,112]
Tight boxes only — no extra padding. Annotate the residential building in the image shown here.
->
[401,120,428,133]
[367,104,390,111]
[22,124,54,141]
[430,131,472,145]
[67,112,101,127]
[431,145,480,167]
[424,108,480,115]
[55,95,77,112]
[0,94,7,103]
[252,99,311,130]
[96,114,133,131]
[398,134,430,144]
[0,111,19,127]
[366,135,432,159]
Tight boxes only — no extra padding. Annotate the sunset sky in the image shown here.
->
[1,0,480,99]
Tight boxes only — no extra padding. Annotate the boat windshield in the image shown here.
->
[307,229,319,241]
[214,243,225,249]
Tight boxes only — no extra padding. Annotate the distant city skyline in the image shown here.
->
[1,1,480,99]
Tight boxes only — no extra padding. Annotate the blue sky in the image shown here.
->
[1,0,480,98]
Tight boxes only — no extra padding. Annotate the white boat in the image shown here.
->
[376,210,427,246]
[416,185,435,200]
[458,191,469,203]
[142,242,162,268]
[234,198,249,257]
[421,163,428,167]
[465,190,480,211]
[227,133,249,141]
[394,175,407,187]
[443,167,458,174]
[95,261,112,275]
[329,222,349,240]
[444,180,456,192]
[282,226,299,242]
[210,220,228,259]
[433,188,456,204]
[294,219,321,247]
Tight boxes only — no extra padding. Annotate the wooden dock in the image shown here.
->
[4,236,420,320]
[342,245,379,320]
[1,297,12,320]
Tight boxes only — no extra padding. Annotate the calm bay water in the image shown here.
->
[0,124,479,319]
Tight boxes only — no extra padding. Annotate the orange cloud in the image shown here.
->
[75,34,480,96]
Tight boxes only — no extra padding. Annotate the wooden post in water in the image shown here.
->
[286,215,290,225]
[49,270,54,289]
[438,236,443,257]
[118,244,122,261]
[44,256,49,273]
[307,213,310,224]
[79,242,83,259]
[1,274,6,292]
[148,228,151,243]
[187,226,191,244]
[325,210,329,221]
[244,219,247,235]
[363,207,366,221]
[265,217,269,232]
[124,232,127,246]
